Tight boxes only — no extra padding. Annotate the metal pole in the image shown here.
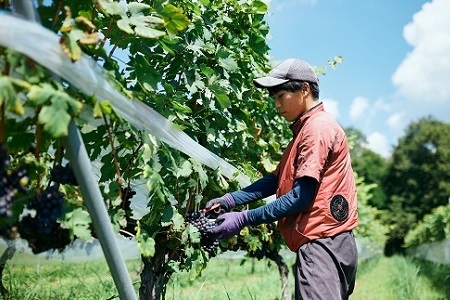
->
[12,1,138,299]
[65,121,138,300]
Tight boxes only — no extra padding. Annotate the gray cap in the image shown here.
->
[253,58,319,88]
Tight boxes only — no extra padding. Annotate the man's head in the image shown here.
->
[253,58,320,99]
[253,59,320,121]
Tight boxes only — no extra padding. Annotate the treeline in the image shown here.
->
[346,117,450,255]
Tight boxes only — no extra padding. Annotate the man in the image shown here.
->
[206,58,358,299]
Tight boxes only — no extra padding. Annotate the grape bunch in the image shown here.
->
[50,164,78,186]
[184,211,220,257]
[0,144,29,217]
[30,184,65,234]
[18,184,70,253]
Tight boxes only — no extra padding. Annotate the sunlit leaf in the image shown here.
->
[117,17,134,34]
[0,77,24,115]
[218,57,238,72]
[64,208,92,240]
[134,26,166,39]
[176,159,192,178]
[38,104,71,138]
[60,34,82,62]
[128,2,151,15]
[159,4,190,34]
[136,226,156,257]
[98,0,125,16]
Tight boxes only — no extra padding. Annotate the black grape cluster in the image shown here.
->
[50,164,78,186]
[18,183,70,254]
[184,211,220,257]
[0,143,29,217]
[31,184,65,234]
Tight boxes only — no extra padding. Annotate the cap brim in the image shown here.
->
[253,77,289,88]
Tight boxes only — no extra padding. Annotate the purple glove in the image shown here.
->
[209,211,249,240]
[205,193,236,212]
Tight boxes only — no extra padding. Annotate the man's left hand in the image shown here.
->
[208,211,249,240]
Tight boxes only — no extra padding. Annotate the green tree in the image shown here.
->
[383,117,450,255]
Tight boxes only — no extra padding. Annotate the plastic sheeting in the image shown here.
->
[406,238,450,264]
[0,15,250,188]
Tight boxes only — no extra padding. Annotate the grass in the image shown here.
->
[1,255,449,299]
[352,256,449,300]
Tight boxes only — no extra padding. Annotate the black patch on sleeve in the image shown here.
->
[330,195,349,222]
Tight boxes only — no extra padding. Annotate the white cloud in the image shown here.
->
[392,0,450,104]
[322,99,340,119]
[386,112,405,131]
[367,132,391,158]
[349,96,370,121]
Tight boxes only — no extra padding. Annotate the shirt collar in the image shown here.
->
[289,102,324,135]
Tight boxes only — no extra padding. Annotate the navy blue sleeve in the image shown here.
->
[246,176,318,226]
[230,174,278,206]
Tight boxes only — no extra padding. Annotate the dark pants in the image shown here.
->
[294,231,358,300]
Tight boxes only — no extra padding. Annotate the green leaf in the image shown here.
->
[199,64,215,77]
[176,159,192,178]
[191,159,208,190]
[136,226,156,257]
[39,105,71,138]
[188,249,206,281]
[159,4,190,34]
[209,84,231,109]
[117,17,134,34]
[161,205,176,227]
[93,100,103,118]
[0,77,24,115]
[27,83,53,106]
[128,2,151,15]
[253,0,268,13]
[64,208,92,240]
[134,26,166,39]
[60,33,82,62]
[27,83,82,138]
[98,0,126,16]
[172,212,185,231]
[218,57,238,72]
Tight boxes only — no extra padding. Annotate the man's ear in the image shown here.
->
[302,82,310,95]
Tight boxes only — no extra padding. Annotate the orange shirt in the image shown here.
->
[274,103,358,252]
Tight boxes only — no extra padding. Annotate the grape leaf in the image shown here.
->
[136,226,156,257]
[64,208,92,240]
[0,76,24,115]
[39,103,71,138]
[159,4,190,35]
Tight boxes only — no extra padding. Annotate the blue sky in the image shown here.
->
[265,0,450,157]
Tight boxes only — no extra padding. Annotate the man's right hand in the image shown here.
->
[205,193,236,212]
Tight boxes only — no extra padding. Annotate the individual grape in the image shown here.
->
[50,164,78,186]
[10,167,29,193]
